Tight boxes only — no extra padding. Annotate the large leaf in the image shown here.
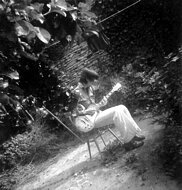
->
[0,80,8,89]
[16,20,37,37]
[70,11,77,20]
[26,31,36,42]
[15,21,29,36]
[74,25,84,44]
[11,2,28,9]
[22,20,37,32]
[30,2,44,13]
[4,70,19,80]
[81,10,97,18]
[30,11,44,23]
[34,27,51,44]
[48,6,66,17]
[0,93,10,105]
[26,5,44,23]
[56,0,67,10]
[51,0,67,10]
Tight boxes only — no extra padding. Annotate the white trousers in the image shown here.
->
[94,105,142,143]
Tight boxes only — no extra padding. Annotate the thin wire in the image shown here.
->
[40,0,142,53]
[97,0,142,25]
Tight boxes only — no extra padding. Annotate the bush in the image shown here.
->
[160,125,182,179]
[0,118,54,172]
[0,117,60,189]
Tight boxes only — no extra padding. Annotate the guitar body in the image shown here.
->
[74,112,98,133]
[74,83,122,133]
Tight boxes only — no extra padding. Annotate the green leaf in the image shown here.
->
[26,5,44,23]
[15,21,29,36]
[26,31,36,42]
[16,20,37,37]
[34,27,51,44]
[11,2,27,10]
[171,56,179,62]
[56,0,67,10]
[31,11,44,23]
[30,2,44,13]
[48,6,66,17]
[0,94,10,105]
[4,70,19,80]
[81,10,97,18]
[0,80,9,89]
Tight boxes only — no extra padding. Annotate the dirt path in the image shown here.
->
[16,116,181,190]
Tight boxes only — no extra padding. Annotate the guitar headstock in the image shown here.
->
[112,82,122,92]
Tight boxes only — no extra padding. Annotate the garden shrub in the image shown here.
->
[0,118,55,172]
[93,0,182,179]
[0,117,59,189]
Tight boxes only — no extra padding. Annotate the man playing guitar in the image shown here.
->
[72,68,145,151]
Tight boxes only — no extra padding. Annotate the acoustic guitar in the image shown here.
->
[74,83,122,133]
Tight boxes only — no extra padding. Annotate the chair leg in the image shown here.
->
[97,130,107,147]
[93,138,102,158]
[87,140,92,159]
[108,128,123,145]
[86,128,122,160]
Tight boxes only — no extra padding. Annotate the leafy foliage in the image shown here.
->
[0,0,100,143]
[0,0,181,187]
[93,0,180,69]
[0,117,62,168]
[161,125,182,179]
[0,67,34,143]
[135,51,182,124]
[0,4,101,189]
[0,119,57,190]
[93,0,182,178]
[0,1,104,189]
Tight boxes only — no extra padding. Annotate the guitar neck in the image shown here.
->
[98,89,115,108]
[105,89,115,100]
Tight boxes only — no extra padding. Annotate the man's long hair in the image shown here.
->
[79,68,99,84]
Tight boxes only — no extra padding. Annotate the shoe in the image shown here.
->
[124,141,144,151]
[133,135,145,141]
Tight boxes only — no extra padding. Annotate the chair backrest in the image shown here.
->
[68,115,75,126]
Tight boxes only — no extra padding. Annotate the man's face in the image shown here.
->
[91,79,100,90]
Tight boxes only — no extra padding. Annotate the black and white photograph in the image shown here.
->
[0,0,181,189]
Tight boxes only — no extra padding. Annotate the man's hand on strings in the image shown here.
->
[99,96,108,107]
[85,109,96,115]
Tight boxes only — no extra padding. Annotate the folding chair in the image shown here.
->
[44,106,123,160]
[68,116,123,159]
